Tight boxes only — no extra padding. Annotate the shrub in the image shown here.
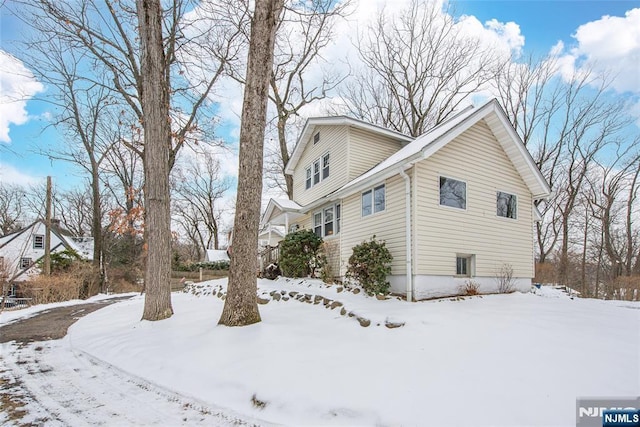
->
[278,229,325,278]
[346,236,392,295]
[496,263,515,293]
[459,280,480,296]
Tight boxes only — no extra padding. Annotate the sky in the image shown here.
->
[0,0,639,194]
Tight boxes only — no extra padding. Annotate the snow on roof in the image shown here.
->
[206,249,229,262]
[272,198,302,211]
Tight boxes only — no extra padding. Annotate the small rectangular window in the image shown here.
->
[313,160,320,185]
[313,132,320,144]
[305,167,312,190]
[20,257,32,269]
[313,212,322,237]
[374,184,385,213]
[497,191,517,219]
[33,234,44,249]
[336,204,341,234]
[440,177,466,209]
[456,256,469,276]
[322,153,330,180]
[362,190,372,216]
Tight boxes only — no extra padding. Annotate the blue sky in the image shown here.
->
[1,0,639,191]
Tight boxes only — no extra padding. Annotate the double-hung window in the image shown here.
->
[497,191,517,219]
[305,167,312,190]
[439,177,466,209]
[313,204,341,237]
[322,153,330,180]
[313,160,320,185]
[362,184,385,217]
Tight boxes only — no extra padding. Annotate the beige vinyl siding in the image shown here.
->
[292,213,312,231]
[414,120,534,278]
[340,175,407,277]
[292,126,349,206]
[347,128,405,181]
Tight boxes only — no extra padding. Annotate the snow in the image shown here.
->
[205,249,230,262]
[3,279,639,426]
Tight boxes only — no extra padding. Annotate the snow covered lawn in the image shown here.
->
[59,278,639,426]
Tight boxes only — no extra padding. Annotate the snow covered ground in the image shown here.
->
[2,278,639,426]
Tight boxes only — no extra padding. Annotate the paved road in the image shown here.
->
[0,297,266,426]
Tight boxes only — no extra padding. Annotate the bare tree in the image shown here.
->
[53,185,94,236]
[0,183,27,235]
[219,0,284,327]
[341,0,503,137]
[172,152,231,257]
[265,0,350,198]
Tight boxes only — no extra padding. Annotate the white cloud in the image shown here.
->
[0,50,44,143]
[0,161,43,186]
[557,8,640,94]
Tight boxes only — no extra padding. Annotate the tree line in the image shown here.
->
[2,0,637,324]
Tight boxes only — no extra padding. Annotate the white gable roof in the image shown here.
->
[285,116,413,175]
[337,99,551,200]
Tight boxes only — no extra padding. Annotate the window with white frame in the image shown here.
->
[497,191,517,219]
[33,234,44,249]
[313,204,341,237]
[322,153,330,180]
[313,160,320,185]
[305,152,330,190]
[313,212,322,237]
[20,257,32,269]
[456,255,473,277]
[362,184,385,217]
[440,176,466,209]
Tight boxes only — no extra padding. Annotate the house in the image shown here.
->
[205,249,230,263]
[0,219,94,283]
[258,226,285,249]
[261,99,551,300]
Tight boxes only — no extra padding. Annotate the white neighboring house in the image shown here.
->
[261,99,551,300]
[258,226,285,250]
[205,249,230,263]
[0,220,94,283]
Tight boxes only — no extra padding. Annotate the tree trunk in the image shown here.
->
[137,0,173,321]
[218,0,284,327]
[91,166,103,290]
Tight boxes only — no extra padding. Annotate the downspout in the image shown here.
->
[399,168,413,302]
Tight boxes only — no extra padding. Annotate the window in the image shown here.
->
[336,204,341,234]
[324,207,334,236]
[374,184,385,213]
[362,190,372,216]
[322,153,330,180]
[313,132,320,144]
[313,212,322,237]
[313,160,320,185]
[305,167,312,190]
[362,184,385,217]
[20,257,32,269]
[440,177,466,209]
[497,191,517,219]
[33,234,44,249]
[456,255,472,277]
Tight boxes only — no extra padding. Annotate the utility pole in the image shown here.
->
[44,176,52,276]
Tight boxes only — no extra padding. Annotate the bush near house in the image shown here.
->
[279,229,325,278]
[346,236,393,295]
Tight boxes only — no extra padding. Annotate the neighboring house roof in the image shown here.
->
[206,249,229,262]
[261,198,305,227]
[258,227,285,239]
[285,116,414,175]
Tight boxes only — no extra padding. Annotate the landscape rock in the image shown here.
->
[356,316,371,327]
[257,296,270,305]
[385,320,405,329]
[329,301,343,310]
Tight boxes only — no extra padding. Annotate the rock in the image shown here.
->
[282,296,289,301]
[272,293,281,301]
[352,288,360,295]
[330,301,343,310]
[263,264,281,280]
[313,295,324,304]
[322,297,331,306]
[289,291,298,298]
[304,294,312,301]
[375,294,388,300]
[385,320,405,329]
[280,290,287,295]
[340,307,347,316]
[257,296,270,305]
[336,287,344,293]
[356,316,371,327]
[347,311,355,318]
